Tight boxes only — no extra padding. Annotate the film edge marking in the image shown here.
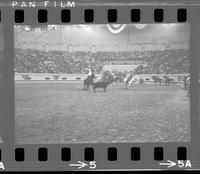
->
[11,1,76,8]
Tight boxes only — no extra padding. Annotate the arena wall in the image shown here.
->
[15,73,88,81]
[15,73,188,84]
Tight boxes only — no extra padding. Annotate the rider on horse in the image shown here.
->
[124,71,136,89]
[186,75,190,97]
[87,67,95,82]
[83,67,95,90]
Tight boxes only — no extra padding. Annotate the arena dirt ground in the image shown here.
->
[15,82,190,144]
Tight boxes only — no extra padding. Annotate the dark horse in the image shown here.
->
[163,76,174,85]
[112,72,124,85]
[92,71,114,92]
[152,75,162,85]
[83,73,95,90]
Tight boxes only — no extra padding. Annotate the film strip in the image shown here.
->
[0,0,200,171]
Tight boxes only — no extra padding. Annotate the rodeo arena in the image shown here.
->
[14,24,191,144]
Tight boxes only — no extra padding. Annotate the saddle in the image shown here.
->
[93,75,103,83]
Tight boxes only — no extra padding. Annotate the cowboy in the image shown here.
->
[91,69,95,80]
[186,75,190,97]
[88,67,92,76]
[87,67,95,83]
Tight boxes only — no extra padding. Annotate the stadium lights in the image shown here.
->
[75,25,94,32]
[20,25,31,32]
[77,24,91,27]
[134,24,147,29]
[163,23,177,28]
[48,25,57,30]
[84,26,93,32]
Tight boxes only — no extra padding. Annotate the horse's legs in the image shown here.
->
[93,86,96,92]
[87,84,90,90]
[125,84,127,89]
[83,81,86,89]
[126,82,128,89]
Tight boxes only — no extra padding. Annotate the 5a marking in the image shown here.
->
[0,162,5,170]
[159,160,192,168]
[69,161,96,169]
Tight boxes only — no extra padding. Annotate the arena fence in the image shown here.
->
[15,73,188,84]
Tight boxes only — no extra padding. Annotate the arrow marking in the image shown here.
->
[159,160,177,168]
[69,161,88,169]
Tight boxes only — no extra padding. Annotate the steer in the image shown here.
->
[92,81,112,92]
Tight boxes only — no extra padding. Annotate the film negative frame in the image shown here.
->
[0,0,200,171]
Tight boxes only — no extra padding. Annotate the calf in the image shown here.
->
[92,81,111,92]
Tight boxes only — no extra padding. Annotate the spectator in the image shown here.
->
[14,48,190,74]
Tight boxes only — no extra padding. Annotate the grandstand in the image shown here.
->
[14,49,189,75]
[14,24,190,76]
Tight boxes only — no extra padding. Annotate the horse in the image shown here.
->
[163,75,174,85]
[151,75,162,85]
[92,71,114,92]
[183,75,190,90]
[83,73,95,90]
[112,73,124,85]
[185,76,190,97]
[124,73,137,89]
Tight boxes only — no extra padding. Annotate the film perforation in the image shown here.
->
[61,147,71,161]
[2,147,192,162]
[15,148,25,162]
[131,147,140,161]
[154,9,164,22]
[177,147,187,160]
[154,147,164,161]
[84,147,94,161]
[108,147,117,161]
[131,9,141,22]
[84,9,94,23]
[61,9,71,23]
[38,9,48,23]
[107,9,117,23]
[177,8,187,22]
[38,147,48,162]
[11,8,191,24]
[15,10,24,23]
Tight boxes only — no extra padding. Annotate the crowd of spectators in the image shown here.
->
[135,49,189,74]
[14,48,189,74]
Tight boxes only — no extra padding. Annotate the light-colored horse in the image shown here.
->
[124,73,138,89]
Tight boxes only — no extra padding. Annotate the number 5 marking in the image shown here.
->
[89,161,96,169]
